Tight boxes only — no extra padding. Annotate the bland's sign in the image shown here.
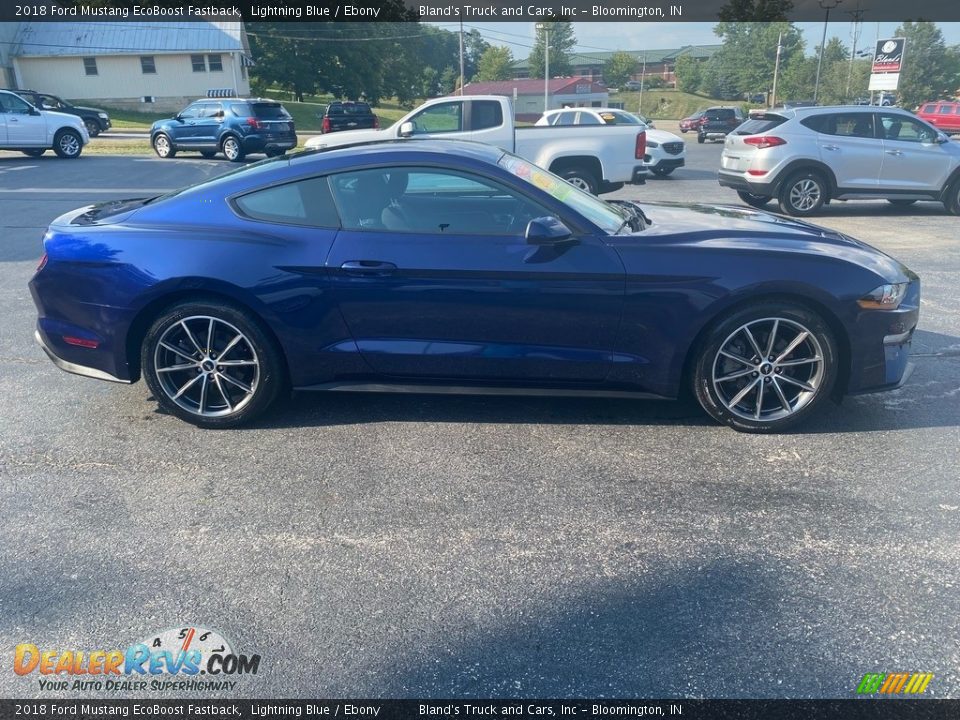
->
[872,38,906,73]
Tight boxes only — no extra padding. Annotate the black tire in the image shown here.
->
[778,170,827,216]
[737,190,772,208]
[651,166,675,177]
[200,150,218,159]
[141,300,285,428]
[886,199,917,207]
[945,179,960,216]
[84,119,100,138]
[692,301,839,433]
[560,167,598,195]
[52,129,82,158]
[153,133,176,159]
[221,135,245,162]
[680,128,689,134]
[21,149,45,158]
[697,134,705,144]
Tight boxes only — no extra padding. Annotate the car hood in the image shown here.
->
[71,105,107,114]
[42,110,84,127]
[646,129,683,144]
[614,202,914,281]
[304,127,392,149]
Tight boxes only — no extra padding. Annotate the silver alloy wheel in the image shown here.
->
[222,137,240,160]
[155,135,171,157]
[788,178,821,212]
[59,133,80,157]
[153,316,260,418]
[711,317,825,422]
[566,175,591,191]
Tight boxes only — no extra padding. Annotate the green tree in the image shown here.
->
[712,21,804,98]
[673,54,703,93]
[529,20,576,79]
[718,0,794,22]
[604,51,638,88]
[892,21,960,108]
[477,46,515,82]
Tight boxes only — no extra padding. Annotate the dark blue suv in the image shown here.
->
[150,98,297,162]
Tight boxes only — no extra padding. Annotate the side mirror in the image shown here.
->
[935,132,950,145]
[399,121,415,138]
[525,216,573,245]
[29,107,41,116]
[174,114,183,121]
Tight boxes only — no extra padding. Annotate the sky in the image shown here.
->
[426,21,960,59]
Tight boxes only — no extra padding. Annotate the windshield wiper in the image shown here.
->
[606,199,651,233]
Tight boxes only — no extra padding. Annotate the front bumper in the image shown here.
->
[647,157,685,171]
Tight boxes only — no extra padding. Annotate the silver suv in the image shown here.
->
[718,105,960,216]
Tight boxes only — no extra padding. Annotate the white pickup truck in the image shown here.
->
[304,95,648,194]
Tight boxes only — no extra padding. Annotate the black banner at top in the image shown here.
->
[3,0,960,23]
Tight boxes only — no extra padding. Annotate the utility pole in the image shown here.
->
[814,0,842,103]
[771,31,783,108]
[535,23,550,113]
[638,52,646,115]
[845,1,866,99]
[458,19,464,96]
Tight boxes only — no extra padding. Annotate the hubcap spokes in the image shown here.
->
[712,317,824,422]
[790,180,820,211]
[61,135,79,155]
[154,316,259,417]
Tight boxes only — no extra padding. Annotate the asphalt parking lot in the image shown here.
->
[1,142,958,699]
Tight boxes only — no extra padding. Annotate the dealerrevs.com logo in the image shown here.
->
[14,626,261,692]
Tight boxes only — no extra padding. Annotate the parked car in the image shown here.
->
[717,106,960,216]
[624,80,644,91]
[150,98,297,162]
[320,101,379,134]
[30,139,919,433]
[779,100,818,110]
[916,100,960,136]
[0,89,88,158]
[5,89,111,136]
[536,107,685,177]
[697,106,745,143]
[305,94,649,194]
[679,110,705,133]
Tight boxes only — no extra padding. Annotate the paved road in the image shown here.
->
[0,146,958,700]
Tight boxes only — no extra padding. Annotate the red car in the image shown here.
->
[916,100,960,135]
[679,110,705,133]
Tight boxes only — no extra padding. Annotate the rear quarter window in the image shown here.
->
[799,115,829,133]
[234,177,339,227]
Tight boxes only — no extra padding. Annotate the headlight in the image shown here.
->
[98,112,108,119]
[646,141,659,148]
[858,282,908,310]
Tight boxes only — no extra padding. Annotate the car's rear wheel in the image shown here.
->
[142,301,284,428]
[651,166,675,177]
[84,120,100,138]
[887,199,917,207]
[560,167,598,195]
[946,179,960,216]
[737,191,771,208]
[200,150,217,159]
[21,149,45,158]
[697,134,706,144]
[153,133,176,159]
[221,135,245,162]
[692,302,838,433]
[778,170,826,216]
[52,129,82,158]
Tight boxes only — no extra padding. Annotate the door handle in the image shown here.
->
[340,260,397,276]
[822,144,839,151]
[885,149,904,156]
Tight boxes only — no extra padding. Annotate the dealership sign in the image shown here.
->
[869,37,906,91]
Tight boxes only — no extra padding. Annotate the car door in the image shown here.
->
[878,113,952,192]
[402,100,465,139]
[0,92,47,146]
[192,103,223,148]
[325,165,626,382]
[816,112,883,190]
[169,103,202,147]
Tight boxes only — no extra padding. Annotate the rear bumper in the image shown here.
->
[718,170,778,196]
[34,329,129,384]
[631,165,649,184]
[241,134,298,153]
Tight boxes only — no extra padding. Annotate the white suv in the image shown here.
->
[0,89,89,158]
[536,108,686,177]
[718,105,960,216]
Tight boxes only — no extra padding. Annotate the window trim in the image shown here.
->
[140,55,156,74]
[207,53,223,72]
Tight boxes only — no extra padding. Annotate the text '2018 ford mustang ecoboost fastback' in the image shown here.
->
[30,140,919,432]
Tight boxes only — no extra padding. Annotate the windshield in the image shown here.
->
[497,152,629,234]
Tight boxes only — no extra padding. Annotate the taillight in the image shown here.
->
[322,117,331,133]
[743,136,787,150]
[245,117,263,131]
[635,130,646,160]
[373,115,380,129]
[36,253,48,273]
[699,117,708,125]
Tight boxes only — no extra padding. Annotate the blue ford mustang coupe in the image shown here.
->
[29,140,919,432]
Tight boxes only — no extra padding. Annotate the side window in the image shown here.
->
[140,56,156,74]
[39,95,61,110]
[234,177,339,227]
[329,167,549,236]
[826,113,875,138]
[938,105,953,115]
[191,54,206,73]
[83,57,98,76]
[208,54,223,72]
[880,114,937,143]
[471,100,503,131]
[921,104,935,114]
[408,102,463,134]
[576,112,602,125]
[178,105,201,120]
[555,112,575,126]
[199,104,223,119]
[0,93,32,114]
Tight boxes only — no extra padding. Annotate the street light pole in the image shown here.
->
[771,31,783,108]
[459,19,464,96]
[814,0,841,103]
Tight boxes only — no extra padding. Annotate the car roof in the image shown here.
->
[290,138,505,168]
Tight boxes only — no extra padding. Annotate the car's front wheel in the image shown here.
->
[221,135,245,162]
[153,133,176,159]
[52,129,83,158]
[692,302,838,433]
[141,301,285,428]
[778,170,827,216]
[737,191,772,208]
[84,120,100,138]
[697,134,706,144]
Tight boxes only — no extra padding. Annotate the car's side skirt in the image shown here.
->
[295,380,670,400]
